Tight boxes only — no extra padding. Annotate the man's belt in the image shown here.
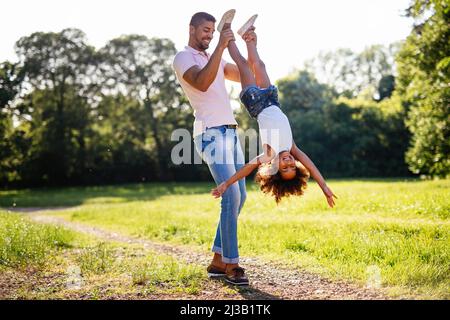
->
[207,124,238,130]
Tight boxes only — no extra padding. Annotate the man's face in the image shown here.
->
[190,20,215,50]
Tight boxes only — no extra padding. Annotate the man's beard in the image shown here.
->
[198,37,211,50]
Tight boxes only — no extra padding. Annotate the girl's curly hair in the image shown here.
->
[255,161,310,204]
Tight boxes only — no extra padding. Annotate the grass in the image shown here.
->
[129,255,204,294]
[1,178,449,299]
[0,211,207,299]
[77,242,116,275]
[0,211,75,268]
[75,241,204,295]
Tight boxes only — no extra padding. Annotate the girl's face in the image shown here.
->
[277,151,297,180]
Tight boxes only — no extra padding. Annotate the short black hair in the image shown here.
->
[190,12,216,27]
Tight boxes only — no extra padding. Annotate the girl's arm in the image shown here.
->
[211,153,272,198]
[290,142,326,188]
[290,141,338,208]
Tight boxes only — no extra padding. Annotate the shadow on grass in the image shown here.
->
[0,182,217,208]
[0,178,424,208]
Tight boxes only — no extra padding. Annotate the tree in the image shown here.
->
[14,28,99,185]
[397,0,450,177]
[277,70,337,112]
[275,69,410,177]
[377,75,396,101]
[0,61,27,187]
[99,35,188,180]
[0,61,25,109]
[304,44,400,98]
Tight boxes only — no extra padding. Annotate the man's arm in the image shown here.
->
[224,63,240,82]
[182,29,235,92]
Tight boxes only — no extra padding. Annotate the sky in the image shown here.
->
[1,0,413,82]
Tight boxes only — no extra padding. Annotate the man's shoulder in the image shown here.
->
[173,49,193,62]
[172,50,196,72]
[172,49,195,71]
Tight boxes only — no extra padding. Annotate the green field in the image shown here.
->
[1,178,449,299]
[0,211,206,299]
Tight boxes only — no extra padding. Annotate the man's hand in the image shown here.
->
[218,29,235,50]
[211,182,228,198]
[322,185,338,208]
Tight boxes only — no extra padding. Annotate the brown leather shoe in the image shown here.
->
[207,264,226,278]
[225,267,249,286]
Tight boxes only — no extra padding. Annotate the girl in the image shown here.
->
[212,20,337,207]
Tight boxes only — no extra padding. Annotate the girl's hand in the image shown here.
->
[322,185,338,208]
[211,182,228,198]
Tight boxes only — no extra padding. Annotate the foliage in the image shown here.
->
[397,0,450,177]
[1,0,448,185]
[274,70,410,177]
[304,44,400,98]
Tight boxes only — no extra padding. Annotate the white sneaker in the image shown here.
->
[237,14,258,37]
[217,9,236,32]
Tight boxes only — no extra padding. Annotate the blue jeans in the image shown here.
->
[194,125,247,264]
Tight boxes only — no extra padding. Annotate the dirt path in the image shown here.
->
[10,207,388,300]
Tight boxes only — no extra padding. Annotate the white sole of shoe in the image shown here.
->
[237,14,258,36]
[224,278,250,286]
[207,272,226,278]
[217,9,236,32]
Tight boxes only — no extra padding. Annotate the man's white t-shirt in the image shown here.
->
[172,46,237,138]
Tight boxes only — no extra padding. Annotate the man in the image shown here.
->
[172,11,249,285]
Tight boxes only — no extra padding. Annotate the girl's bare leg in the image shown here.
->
[222,24,256,90]
[245,35,272,88]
